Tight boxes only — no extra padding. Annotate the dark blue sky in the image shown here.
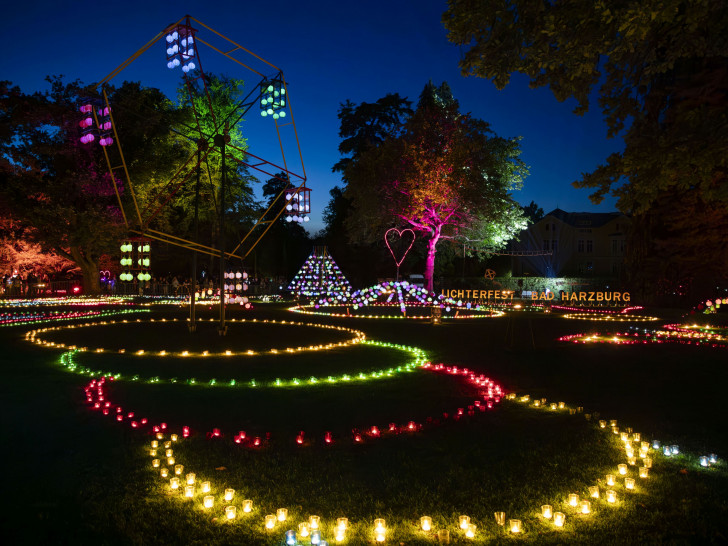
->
[5,0,623,234]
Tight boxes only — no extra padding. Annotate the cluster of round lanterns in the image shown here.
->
[165,30,196,73]
[260,83,286,120]
[223,270,249,292]
[285,192,309,223]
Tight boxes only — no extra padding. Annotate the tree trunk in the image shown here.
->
[424,231,440,293]
[70,246,101,295]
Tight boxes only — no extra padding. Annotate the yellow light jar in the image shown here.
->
[466,524,476,539]
[167,456,175,466]
[152,459,160,468]
[225,506,236,520]
[618,464,628,475]
[641,441,650,451]
[374,518,386,532]
[309,515,320,530]
[633,433,641,442]
[174,464,183,476]
[203,496,214,509]
[568,493,579,508]
[171,434,178,442]
[156,433,164,440]
[509,519,522,533]
[559,401,565,409]
[165,449,173,457]
[298,522,310,537]
[606,474,616,486]
[151,440,159,448]
[620,432,629,442]
[554,512,565,527]
[170,477,180,490]
[186,473,195,485]
[580,500,591,514]
[494,512,505,526]
[639,467,649,478]
[265,514,276,529]
[612,426,619,435]
[628,456,637,466]
[243,499,253,513]
[337,517,349,531]
[599,420,607,428]
[589,486,600,498]
[606,490,617,503]
[201,481,210,493]
[164,441,171,448]
[625,478,635,490]
[335,528,346,542]
[184,485,194,498]
[420,516,432,531]
[160,468,168,478]
[277,508,287,522]
[644,457,653,468]
[224,488,234,502]
[541,505,553,519]
[459,515,470,529]
[150,449,157,457]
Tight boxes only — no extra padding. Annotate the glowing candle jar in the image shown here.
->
[171,434,178,442]
[620,432,629,442]
[459,515,470,530]
[420,516,432,531]
[243,499,253,513]
[164,441,171,449]
[298,522,310,537]
[310,530,321,545]
[541,505,553,519]
[265,515,276,529]
[201,481,210,493]
[152,459,160,468]
[663,446,672,456]
[186,473,195,485]
[580,500,591,514]
[224,488,234,502]
[699,456,709,467]
[150,449,157,457]
[639,466,649,478]
[374,518,386,542]
[494,512,505,526]
[466,524,476,539]
[633,433,641,442]
[554,512,565,527]
[618,464,628,475]
[644,457,653,469]
[568,494,579,508]
[612,426,619,435]
[625,478,635,490]
[160,468,169,478]
[710,454,718,464]
[151,440,159,448]
[167,457,175,466]
[184,485,194,498]
[285,530,296,545]
[337,517,348,532]
[606,490,617,503]
[170,477,180,490]
[509,519,522,533]
[277,508,288,522]
[225,506,236,520]
[156,433,164,440]
[610,420,617,427]
[310,515,320,530]
[589,486,600,499]
[437,530,450,542]
[550,403,557,410]
[165,449,173,457]
[559,401,565,409]
[203,495,214,509]
[628,456,637,466]
[652,440,661,450]
[174,464,183,476]
[671,445,679,455]
[641,441,650,451]
[599,420,607,428]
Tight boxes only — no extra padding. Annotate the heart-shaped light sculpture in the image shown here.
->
[385,228,416,268]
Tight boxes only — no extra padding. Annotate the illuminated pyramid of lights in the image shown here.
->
[288,247,351,301]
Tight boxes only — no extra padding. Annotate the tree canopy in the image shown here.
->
[443,0,728,213]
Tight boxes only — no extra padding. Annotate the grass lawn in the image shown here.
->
[1,302,726,544]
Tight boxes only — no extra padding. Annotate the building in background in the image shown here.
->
[510,209,630,278]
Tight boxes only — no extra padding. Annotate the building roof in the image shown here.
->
[544,208,628,228]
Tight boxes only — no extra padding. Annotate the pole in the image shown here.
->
[215,128,229,336]
[188,144,202,333]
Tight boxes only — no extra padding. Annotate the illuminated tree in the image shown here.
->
[343,83,528,291]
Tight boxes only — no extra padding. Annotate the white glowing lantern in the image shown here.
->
[618,464,628,475]
[225,506,237,520]
[201,481,210,493]
[606,490,617,503]
[277,508,288,522]
[580,500,591,514]
[186,473,195,485]
[174,464,184,475]
[466,524,476,538]
[459,515,470,530]
[420,516,432,531]
[494,512,505,526]
[224,488,234,502]
[568,494,579,508]
[309,515,320,530]
[265,514,276,529]
[541,505,553,519]
[625,477,635,490]
[152,459,160,468]
[509,519,522,533]
[160,468,168,478]
[639,466,649,478]
[170,477,180,490]
[554,512,565,527]
[184,485,194,498]
[203,495,214,509]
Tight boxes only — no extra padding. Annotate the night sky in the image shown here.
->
[5,0,623,234]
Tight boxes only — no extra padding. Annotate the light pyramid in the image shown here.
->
[288,247,352,301]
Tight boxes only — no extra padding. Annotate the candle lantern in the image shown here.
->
[160,468,169,478]
[541,505,553,519]
[618,464,627,475]
[265,514,276,529]
[174,464,183,475]
[459,515,470,530]
[184,485,194,498]
[568,493,579,508]
[550,403,557,410]
[337,517,348,531]
[606,474,615,486]
[671,445,679,455]
[165,449,173,457]
[509,519,522,533]
[243,499,253,513]
[171,434,178,442]
[186,473,195,485]
[620,432,629,442]
[224,488,234,502]
[203,495,214,509]
[374,518,385,532]
[437,529,450,543]
[150,449,157,457]
[285,530,296,545]
[152,459,160,468]
[164,441,171,448]
[298,522,310,537]
[599,420,607,428]
[554,512,565,527]
[589,486,600,498]
[663,446,671,456]
[612,426,619,435]
[311,530,322,545]
[170,477,180,490]
[652,440,660,449]
[633,433,641,442]
[420,516,432,531]
[277,508,288,522]
[606,490,617,503]
[625,478,635,490]
[466,524,476,539]
[156,433,164,440]
[494,512,505,526]
[644,457,653,468]
[709,454,718,464]
[559,401,565,409]
[223,505,235,520]
[201,481,210,493]
[151,440,158,448]
[580,500,591,514]
[639,466,649,478]
[699,456,709,467]
[167,456,175,466]
[309,515,320,529]
[628,457,637,466]
[609,420,617,427]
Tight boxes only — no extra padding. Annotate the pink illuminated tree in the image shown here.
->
[343,83,528,291]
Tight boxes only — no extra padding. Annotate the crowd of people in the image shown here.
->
[1,271,49,297]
